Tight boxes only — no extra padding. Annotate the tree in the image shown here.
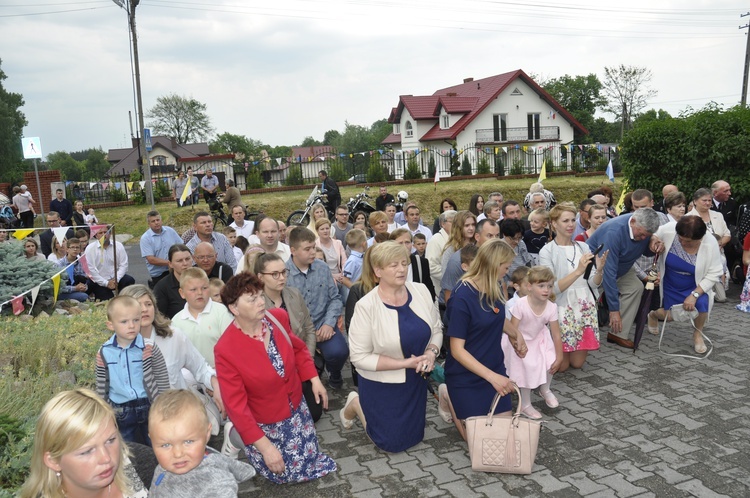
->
[633,109,672,128]
[210,132,264,161]
[369,119,392,145]
[146,94,214,143]
[601,65,657,138]
[82,148,112,181]
[0,59,28,183]
[323,129,340,146]
[299,136,321,147]
[542,73,604,142]
[46,151,84,181]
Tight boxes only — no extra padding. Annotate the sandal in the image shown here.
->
[437,384,453,423]
[521,405,543,420]
[694,341,708,354]
[540,390,559,409]
[647,311,659,335]
[339,392,359,429]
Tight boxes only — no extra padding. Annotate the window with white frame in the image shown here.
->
[442,115,450,129]
[394,123,400,134]
[405,121,413,138]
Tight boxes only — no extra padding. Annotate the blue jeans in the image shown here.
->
[111,398,151,446]
[58,292,89,302]
[317,326,349,379]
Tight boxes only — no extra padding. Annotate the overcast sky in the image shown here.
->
[1,0,745,158]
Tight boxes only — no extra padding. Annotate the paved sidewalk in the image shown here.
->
[223,287,750,497]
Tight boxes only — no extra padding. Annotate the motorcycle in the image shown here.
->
[287,187,330,226]
[346,186,376,223]
[208,194,261,228]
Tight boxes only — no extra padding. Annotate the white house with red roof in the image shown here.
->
[382,69,588,174]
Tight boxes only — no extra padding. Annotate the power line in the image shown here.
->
[0,6,112,17]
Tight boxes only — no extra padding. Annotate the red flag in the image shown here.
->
[11,295,24,315]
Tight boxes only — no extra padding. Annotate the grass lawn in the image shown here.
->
[94,174,623,243]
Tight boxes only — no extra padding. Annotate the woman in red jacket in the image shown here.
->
[215,272,336,483]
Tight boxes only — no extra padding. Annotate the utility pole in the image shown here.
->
[113,0,154,208]
[741,13,750,107]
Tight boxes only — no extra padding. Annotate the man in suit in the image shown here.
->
[711,180,742,280]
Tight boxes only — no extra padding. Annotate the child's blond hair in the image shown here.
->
[345,228,367,250]
[179,267,209,287]
[510,266,531,285]
[209,277,224,291]
[149,389,209,431]
[528,207,549,224]
[106,295,140,320]
[526,266,556,302]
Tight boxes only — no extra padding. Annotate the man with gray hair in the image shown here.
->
[587,208,663,349]
[425,209,456,290]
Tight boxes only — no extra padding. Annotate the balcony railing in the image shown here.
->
[476,126,560,144]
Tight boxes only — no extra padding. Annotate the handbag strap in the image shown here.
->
[657,309,713,359]
[485,383,522,424]
[264,310,293,347]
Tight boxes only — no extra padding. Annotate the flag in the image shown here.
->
[615,184,629,214]
[538,161,547,182]
[51,273,61,303]
[605,159,615,183]
[13,229,35,240]
[434,165,440,187]
[179,180,191,206]
[52,227,69,246]
[29,284,41,313]
[11,295,24,315]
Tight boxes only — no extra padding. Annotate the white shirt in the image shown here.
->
[236,241,291,272]
[83,240,128,286]
[143,326,216,390]
[408,224,432,242]
[230,220,255,240]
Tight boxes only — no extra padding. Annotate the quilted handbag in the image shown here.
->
[464,384,541,474]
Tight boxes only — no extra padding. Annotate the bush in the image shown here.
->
[366,161,385,183]
[510,158,526,175]
[495,155,506,176]
[109,188,128,202]
[285,165,304,186]
[246,168,264,189]
[461,156,472,176]
[427,157,436,180]
[404,159,423,180]
[153,179,172,199]
[477,157,491,174]
[328,162,347,182]
[0,242,57,310]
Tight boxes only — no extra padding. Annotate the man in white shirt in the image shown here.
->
[229,205,254,240]
[84,229,135,300]
[405,204,432,241]
[236,216,291,272]
[425,210,455,291]
[140,210,183,287]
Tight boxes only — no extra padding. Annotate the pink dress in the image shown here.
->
[501,297,557,389]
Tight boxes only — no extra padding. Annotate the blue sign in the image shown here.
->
[144,128,152,151]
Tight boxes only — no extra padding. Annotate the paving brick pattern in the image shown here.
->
[215,289,750,497]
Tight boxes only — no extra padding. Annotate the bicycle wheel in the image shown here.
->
[212,214,227,229]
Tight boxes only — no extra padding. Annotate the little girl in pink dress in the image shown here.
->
[501,266,563,419]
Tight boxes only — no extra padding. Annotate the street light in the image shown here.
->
[112,0,154,208]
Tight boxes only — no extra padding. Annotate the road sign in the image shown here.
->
[22,137,42,159]
[144,128,152,151]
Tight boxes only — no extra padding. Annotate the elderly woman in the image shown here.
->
[153,244,194,319]
[254,252,322,421]
[215,272,335,483]
[648,216,723,353]
[500,218,533,283]
[540,203,608,371]
[664,191,687,223]
[120,285,225,429]
[19,388,147,498]
[366,211,390,247]
[441,239,526,439]
[341,241,442,452]
[687,188,730,301]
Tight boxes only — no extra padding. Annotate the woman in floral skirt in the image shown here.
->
[539,202,608,371]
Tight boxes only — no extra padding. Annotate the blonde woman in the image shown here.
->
[19,388,147,498]
[440,211,477,273]
[306,202,328,233]
[441,238,527,439]
[366,211,389,247]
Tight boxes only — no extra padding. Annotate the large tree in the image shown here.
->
[541,73,604,142]
[601,65,657,138]
[146,94,214,144]
[0,59,28,183]
[209,132,265,161]
[46,151,84,181]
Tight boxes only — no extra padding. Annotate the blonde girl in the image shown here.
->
[307,202,328,233]
[502,266,563,420]
[19,388,146,498]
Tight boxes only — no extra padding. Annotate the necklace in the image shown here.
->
[243,320,268,342]
[554,239,577,268]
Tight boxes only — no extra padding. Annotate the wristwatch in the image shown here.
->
[691,291,700,299]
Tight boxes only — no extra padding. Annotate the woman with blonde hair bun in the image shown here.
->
[20,388,146,498]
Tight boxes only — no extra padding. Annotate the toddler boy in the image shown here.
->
[96,296,170,445]
[505,266,530,319]
[208,277,225,303]
[149,389,255,497]
[342,229,367,288]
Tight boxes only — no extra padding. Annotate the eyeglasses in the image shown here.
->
[259,269,289,280]
[194,255,216,261]
[47,219,60,224]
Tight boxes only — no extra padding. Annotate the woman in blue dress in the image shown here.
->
[442,238,528,440]
[343,241,443,452]
[648,216,723,354]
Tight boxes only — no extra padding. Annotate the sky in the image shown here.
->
[1,0,746,159]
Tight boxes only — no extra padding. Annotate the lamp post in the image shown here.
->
[112,0,154,208]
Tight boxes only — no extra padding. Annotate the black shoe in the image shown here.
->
[732,264,745,285]
[328,373,343,389]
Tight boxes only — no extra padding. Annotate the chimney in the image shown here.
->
[131,137,139,148]
[171,137,177,149]
[463,77,474,83]
[447,92,458,97]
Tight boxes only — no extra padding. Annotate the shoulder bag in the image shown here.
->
[464,384,541,474]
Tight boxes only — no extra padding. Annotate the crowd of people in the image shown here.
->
[12,173,747,494]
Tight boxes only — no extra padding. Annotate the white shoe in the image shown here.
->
[339,392,358,429]
[221,421,241,459]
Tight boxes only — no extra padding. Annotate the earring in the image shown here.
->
[56,471,61,478]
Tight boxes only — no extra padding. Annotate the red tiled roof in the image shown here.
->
[385,70,588,144]
[106,136,210,176]
[381,133,402,145]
